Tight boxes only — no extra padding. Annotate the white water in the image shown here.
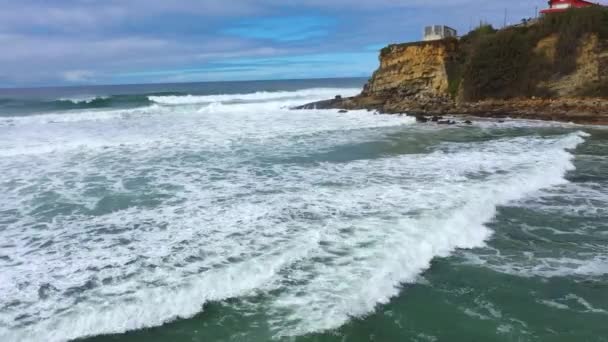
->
[148,88,360,105]
[458,166,608,279]
[59,95,110,104]
[0,88,589,341]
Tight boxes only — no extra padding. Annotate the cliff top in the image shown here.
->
[380,38,458,57]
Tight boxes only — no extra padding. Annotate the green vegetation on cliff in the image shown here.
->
[460,7,608,101]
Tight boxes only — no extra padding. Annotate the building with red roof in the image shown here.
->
[540,0,598,14]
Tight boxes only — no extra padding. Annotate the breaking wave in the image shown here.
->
[0,94,155,116]
[0,86,593,341]
[148,88,360,105]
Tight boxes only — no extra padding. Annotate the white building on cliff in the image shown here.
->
[423,25,458,41]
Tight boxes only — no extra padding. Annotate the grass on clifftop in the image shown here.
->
[461,6,608,101]
[380,38,459,58]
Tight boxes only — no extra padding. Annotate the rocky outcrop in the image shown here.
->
[296,39,458,115]
[454,98,608,125]
[361,39,459,98]
[296,10,608,125]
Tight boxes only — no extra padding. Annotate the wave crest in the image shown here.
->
[149,88,361,105]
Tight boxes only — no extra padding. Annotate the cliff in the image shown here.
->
[302,39,459,114]
[298,7,608,125]
[533,33,608,97]
[362,39,459,98]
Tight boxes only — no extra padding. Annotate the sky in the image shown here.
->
[0,0,577,88]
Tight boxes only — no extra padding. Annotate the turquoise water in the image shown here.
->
[0,80,606,341]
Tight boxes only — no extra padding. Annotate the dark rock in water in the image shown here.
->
[338,109,348,113]
[335,95,342,100]
[464,120,473,125]
[437,120,456,125]
[415,115,429,123]
[498,120,505,123]
[431,115,443,122]
[294,99,337,110]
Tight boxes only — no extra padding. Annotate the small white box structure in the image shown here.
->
[423,25,458,41]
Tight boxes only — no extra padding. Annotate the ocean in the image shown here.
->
[0,78,606,342]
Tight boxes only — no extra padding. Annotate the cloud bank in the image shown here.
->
[0,0,568,87]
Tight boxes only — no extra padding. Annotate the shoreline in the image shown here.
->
[296,95,608,126]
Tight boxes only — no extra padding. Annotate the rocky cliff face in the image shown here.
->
[361,39,459,99]
[297,9,608,124]
[535,33,608,97]
[356,33,606,110]
[358,33,608,103]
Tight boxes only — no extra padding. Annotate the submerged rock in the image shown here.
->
[437,120,456,125]
[415,115,429,123]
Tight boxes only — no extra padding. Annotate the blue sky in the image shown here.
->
[0,0,579,87]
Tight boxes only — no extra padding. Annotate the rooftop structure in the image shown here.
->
[423,25,458,41]
[540,0,597,14]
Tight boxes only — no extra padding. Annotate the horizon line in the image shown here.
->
[0,76,370,92]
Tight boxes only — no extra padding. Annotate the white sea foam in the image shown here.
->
[267,132,586,337]
[0,88,398,158]
[457,168,608,280]
[0,87,591,341]
[462,254,608,278]
[59,95,110,104]
[539,294,608,315]
[0,104,163,129]
[148,88,361,105]
[516,181,608,217]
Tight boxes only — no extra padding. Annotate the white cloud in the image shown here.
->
[1,0,594,87]
[63,70,96,82]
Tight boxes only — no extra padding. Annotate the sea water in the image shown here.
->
[0,79,606,342]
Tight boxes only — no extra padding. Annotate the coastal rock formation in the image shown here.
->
[297,8,608,125]
[361,39,458,98]
[535,33,608,97]
[297,39,458,114]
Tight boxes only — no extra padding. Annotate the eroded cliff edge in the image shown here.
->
[299,8,608,125]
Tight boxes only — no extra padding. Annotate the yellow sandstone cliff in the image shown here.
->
[359,33,608,103]
[361,39,459,98]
